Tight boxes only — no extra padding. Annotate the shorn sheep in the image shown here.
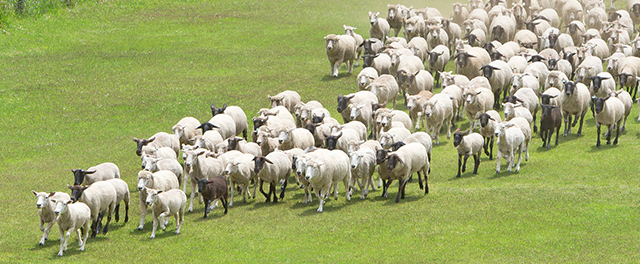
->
[32,191,70,245]
[420,93,454,145]
[324,34,357,78]
[453,129,484,177]
[136,170,179,230]
[50,196,91,257]
[145,188,187,239]
[594,96,625,147]
[68,181,117,238]
[254,151,292,203]
[72,162,120,186]
[494,121,526,173]
[304,150,352,212]
[384,143,430,203]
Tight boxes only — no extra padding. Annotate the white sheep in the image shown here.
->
[463,86,494,132]
[343,25,363,65]
[136,170,179,230]
[277,128,315,151]
[205,113,237,140]
[405,16,426,41]
[142,155,184,192]
[362,53,392,75]
[192,130,224,153]
[426,25,449,49]
[386,4,405,37]
[398,70,434,99]
[524,61,550,89]
[349,147,377,200]
[588,72,616,98]
[140,147,177,169]
[574,54,602,85]
[32,191,70,245]
[332,121,367,142]
[72,162,120,186]
[67,181,117,238]
[378,110,412,135]
[145,188,186,239]
[104,178,130,224]
[133,132,180,157]
[254,151,292,203]
[510,73,540,95]
[356,67,379,90]
[407,91,434,132]
[421,93,454,145]
[507,88,540,129]
[453,130,484,177]
[480,59,513,108]
[514,29,538,50]
[507,55,528,74]
[426,45,450,87]
[476,110,502,159]
[268,90,302,114]
[324,34,356,78]
[407,37,429,62]
[494,121,526,173]
[403,131,433,163]
[378,127,412,148]
[227,137,262,157]
[349,101,374,132]
[384,143,430,203]
[172,117,201,146]
[440,71,470,88]
[324,128,362,153]
[454,47,491,79]
[258,105,296,125]
[562,0,583,29]
[609,89,633,132]
[466,28,487,47]
[336,91,378,124]
[182,148,224,212]
[585,7,607,30]
[502,102,534,125]
[560,80,590,137]
[50,197,91,257]
[583,38,610,61]
[451,2,469,25]
[210,104,249,140]
[368,11,391,44]
[223,153,257,206]
[593,96,625,147]
[368,74,399,109]
[305,150,352,212]
[546,71,569,91]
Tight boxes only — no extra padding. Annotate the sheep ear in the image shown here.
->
[264,158,274,164]
[31,190,38,196]
[147,136,156,143]
[476,91,482,95]
[157,190,163,194]
[550,94,558,98]
[133,138,139,142]
[85,170,96,174]
[67,184,73,189]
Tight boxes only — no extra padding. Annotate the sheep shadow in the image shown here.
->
[587,143,619,152]
[448,172,479,181]
[489,163,528,179]
[320,72,352,82]
[636,132,640,139]
[298,196,357,216]
[138,229,180,241]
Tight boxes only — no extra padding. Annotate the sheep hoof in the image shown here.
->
[39,241,45,246]
[58,252,64,257]
[150,235,155,239]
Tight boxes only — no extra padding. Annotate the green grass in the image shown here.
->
[2,0,640,262]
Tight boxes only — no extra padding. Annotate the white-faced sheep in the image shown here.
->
[421,93,454,145]
[268,91,302,115]
[142,155,184,191]
[136,170,179,230]
[384,143,430,203]
[145,188,186,239]
[368,74,399,109]
[510,73,540,95]
[192,130,224,152]
[451,2,469,25]
[463,86,494,131]
[357,67,379,91]
[387,4,405,37]
[560,80,590,137]
[254,151,292,203]
[71,162,120,186]
[405,16,426,41]
[67,181,117,238]
[133,132,180,157]
[502,102,534,127]
[277,128,315,151]
[324,34,357,78]
[476,110,502,159]
[369,11,391,44]
[454,47,491,79]
[585,7,607,30]
[297,100,323,125]
[593,96,625,147]
[343,25,363,65]
[223,153,257,206]
[210,104,249,140]
[426,25,449,49]
[305,150,352,212]
[440,71,470,88]
[349,101,375,133]
[378,127,412,148]
[494,121,526,173]
[539,104,562,149]
[32,191,70,246]
[546,71,569,91]
[480,60,513,108]
[453,130,484,177]
[172,117,202,146]
[349,147,377,200]
[378,110,412,134]
[426,45,450,87]
[140,147,177,168]
[406,91,434,132]
[407,37,429,62]
[50,196,91,257]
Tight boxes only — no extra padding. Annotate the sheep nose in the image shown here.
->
[138,186,144,191]
[351,165,356,169]
[141,166,145,169]
[36,203,42,208]
[54,211,60,215]
[146,201,152,206]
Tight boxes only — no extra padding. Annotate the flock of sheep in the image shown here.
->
[32,0,640,257]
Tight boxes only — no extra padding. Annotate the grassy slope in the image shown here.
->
[1,0,640,262]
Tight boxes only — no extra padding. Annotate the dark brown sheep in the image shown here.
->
[196,176,228,218]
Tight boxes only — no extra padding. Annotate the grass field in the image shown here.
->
[2,0,640,262]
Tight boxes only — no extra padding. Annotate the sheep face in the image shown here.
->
[52,199,71,216]
[480,65,499,79]
[349,106,362,120]
[547,34,558,50]
[491,26,504,41]
[278,130,291,145]
[252,156,272,174]
[455,52,474,68]
[540,94,558,105]
[375,148,389,165]
[563,80,577,96]
[349,153,362,169]
[255,131,270,147]
[361,54,375,68]
[324,36,338,52]
[547,58,557,71]
[137,171,153,191]
[324,132,342,150]
[477,113,492,128]
[633,3,640,17]
[304,162,322,181]
[428,52,442,67]
[589,76,609,93]
[386,154,404,172]
[197,122,218,133]
[464,90,480,105]
[145,188,161,206]
[311,113,325,124]
[379,134,393,148]
[368,12,379,26]
[593,96,608,114]
[197,178,212,195]
[33,191,53,209]
[502,103,516,118]
[396,70,409,88]
[210,103,227,117]
[269,95,284,108]
[337,94,354,113]
[511,74,523,91]
[228,137,241,151]
[357,74,374,90]
[387,5,398,19]
[71,169,95,186]
[295,157,308,177]
[540,104,558,118]
[172,126,186,141]
[67,184,87,203]
[617,73,633,87]
[452,3,463,14]
[142,156,160,171]
[379,113,393,127]
[494,123,508,137]
[406,96,419,111]
[133,137,155,156]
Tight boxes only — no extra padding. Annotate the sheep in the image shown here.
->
[502,102,534,127]
[406,91,434,132]
[514,29,538,50]
[325,128,362,153]
[268,90,301,115]
[490,15,516,43]
[305,150,352,212]
[349,147,377,200]
[210,104,249,140]
[349,101,375,133]
[404,16,426,41]
[609,89,633,132]
[367,74,399,109]
[539,104,562,149]
[71,162,120,186]
[227,137,261,157]
[476,110,502,159]
[254,151,292,203]
[362,53,391,75]
[305,122,332,147]
[142,155,184,191]
[277,128,314,151]
[440,71,470,88]
[536,8,560,28]
[258,105,296,126]
[407,37,429,63]
[538,48,560,68]
[356,67,379,91]
[629,0,640,25]
[512,2,528,29]
[452,2,469,25]
[384,143,430,203]
[480,60,513,108]
[466,28,487,47]
[378,127,412,148]
[343,25,363,65]
[202,114,236,140]
[389,50,425,85]
[426,25,448,49]
[463,86,494,131]
[369,11,390,44]
[195,176,228,218]
[560,80,590,137]
[494,121,526,173]
[510,73,540,95]
[507,55,528,74]
[549,33,574,53]
[593,96,625,147]
[336,91,378,124]
[49,196,91,257]
[136,170,179,230]
[562,0,583,28]
[588,72,615,98]
[223,153,257,206]
[490,41,518,61]
[324,34,356,78]
[333,121,367,141]
[133,132,179,157]
[172,117,202,146]
[454,47,491,79]
[442,18,463,48]
[67,181,116,238]
[546,71,569,91]
[192,130,224,152]
[426,45,450,88]
[398,69,433,99]
[565,20,585,46]
[378,110,412,134]
[145,188,186,239]
[468,8,491,29]
[140,147,177,169]
[420,93,454,145]
[616,57,640,100]
[182,148,224,212]
[462,19,487,42]
[386,4,405,37]
[453,130,484,177]
[101,178,129,227]
[32,191,70,245]
[504,88,539,132]
[524,61,550,89]
[586,7,607,30]
[296,100,322,125]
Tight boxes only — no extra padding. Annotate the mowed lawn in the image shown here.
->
[1,0,640,262]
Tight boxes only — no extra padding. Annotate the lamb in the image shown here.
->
[560,80,590,137]
[67,181,117,238]
[349,147,377,200]
[367,74,399,108]
[356,67,379,90]
[145,188,186,239]
[277,128,315,151]
[182,148,224,212]
[227,137,261,156]
[305,150,352,212]
[368,11,390,44]
[539,104,562,149]
[324,34,356,78]
[172,117,202,146]
[503,88,540,132]
[378,127,412,148]
[384,143,429,203]
[202,113,236,139]
[480,60,513,108]
[406,91,434,132]
[136,170,179,230]
[426,45,450,87]
[223,153,257,206]
[32,191,71,245]
[195,176,228,218]
[421,93,454,145]
[463,86,494,131]
[336,91,378,124]
[254,151,292,203]
[454,47,491,79]
[588,72,615,98]
[386,4,405,37]
[343,25,363,65]
[476,110,502,159]
[210,104,249,140]
[362,53,392,75]
[404,16,426,41]
[593,96,625,147]
[453,130,484,177]
[142,155,184,191]
[133,132,180,157]
[268,90,302,114]
[502,102,534,126]
[494,121,526,173]
[72,162,120,186]
[50,196,91,257]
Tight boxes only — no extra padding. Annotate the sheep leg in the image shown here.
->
[188,177,197,212]
[138,193,147,230]
[596,123,602,147]
[606,124,613,144]
[114,203,120,222]
[150,214,159,239]
[271,183,278,203]
[473,154,480,174]
[259,180,270,202]
[103,207,113,235]
[58,229,70,257]
[576,113,585,136]
[417,171,424,190]
[515,145,523,172]
[40,220,55,245]
[507,151,514,172]
[540,129,547,148]
[496,149,502,173]
[79,221,89,251]
[483,137,491,157]
[203,199,210,218]
[462,154,472,173]
[279,177,288,200]
[229,181,235,207]
[613,122,621,145]
[493,92,501,109]
[532,113,537,133]
[395,178,405,203]
[563,113,570,137]
[457,154,463,177]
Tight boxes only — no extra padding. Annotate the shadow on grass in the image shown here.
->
[448,172,479,181]
[587,142,619,152]
[489,163,528,179]
[298,195,358,216]
[320,72,352,82]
